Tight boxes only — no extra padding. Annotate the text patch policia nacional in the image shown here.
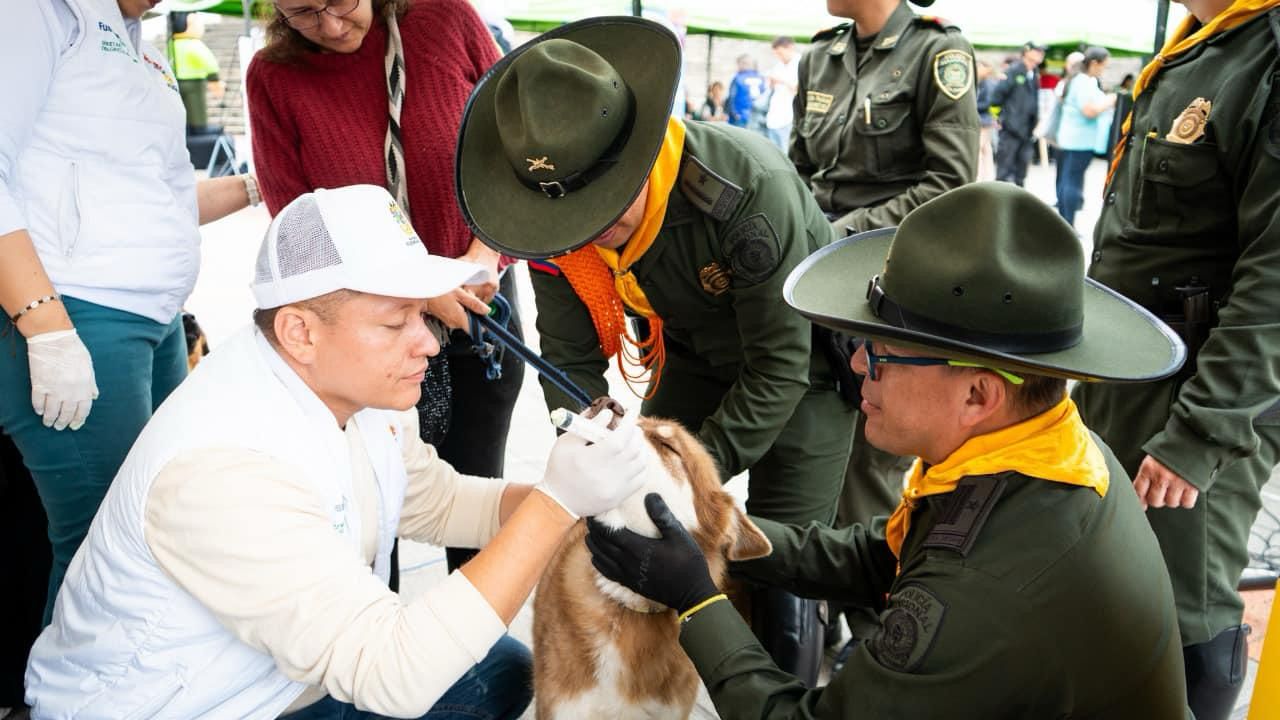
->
[871,584,947,672]
[932,50,972,101]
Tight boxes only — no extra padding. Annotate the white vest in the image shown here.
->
[16,0,200,324]
[26,326,409,719]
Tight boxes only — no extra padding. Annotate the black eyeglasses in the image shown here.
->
[276,0,360,31]
[862,340,1024,385]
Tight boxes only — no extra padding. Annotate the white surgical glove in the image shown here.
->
[27,329,99,431]
[536,415,649,519]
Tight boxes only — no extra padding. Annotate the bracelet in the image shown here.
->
[9,294,61,324]
[678,593,728,624]
[241,173,261,207]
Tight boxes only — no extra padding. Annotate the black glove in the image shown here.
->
[585,493,720,615]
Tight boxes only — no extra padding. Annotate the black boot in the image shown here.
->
[752,587,826,688]
[1184,624,1251,720]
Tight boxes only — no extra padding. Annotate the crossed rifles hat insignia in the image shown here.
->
[526,156,556,172]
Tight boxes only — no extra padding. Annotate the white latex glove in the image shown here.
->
[536,415,649,519]
[27,329,99,431]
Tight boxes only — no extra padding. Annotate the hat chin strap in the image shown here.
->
[513,87,638,200]
[865,274,1083,354]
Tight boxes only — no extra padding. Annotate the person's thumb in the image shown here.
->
[644,493,682,537]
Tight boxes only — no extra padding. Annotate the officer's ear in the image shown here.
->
[957,369,1008,431]
[273,304,324,367]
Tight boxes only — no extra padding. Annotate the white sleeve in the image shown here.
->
[144,448,507,718]
[0,1,76,236]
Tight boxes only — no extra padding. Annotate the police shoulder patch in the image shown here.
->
[871,584,948,673]
[722,214,781,286]
[923,475,1006,556]
[679,155,743,222]
[932,49,973,101]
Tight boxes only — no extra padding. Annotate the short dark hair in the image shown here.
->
[1006,373,1068,417]
[771,36,796,49]
[258,0,413,65]
[253,290,357,346]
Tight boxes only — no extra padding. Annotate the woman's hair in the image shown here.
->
[258,0,413,64]
[1082,46,1110,71]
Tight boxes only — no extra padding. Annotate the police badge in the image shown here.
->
[932,49,973,101]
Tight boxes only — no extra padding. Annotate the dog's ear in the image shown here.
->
[727,506,772,561]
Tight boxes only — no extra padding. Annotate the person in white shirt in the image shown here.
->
[764,36,801,151]
[24,184,652,720]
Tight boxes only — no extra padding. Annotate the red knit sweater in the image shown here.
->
[246,0,500,261]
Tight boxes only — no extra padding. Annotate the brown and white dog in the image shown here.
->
[533,415,772,719]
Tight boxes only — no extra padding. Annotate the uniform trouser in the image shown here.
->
[0,432,50,706]
[1074,380,1280,646]
[0,296,187,624]
[436,272,525,572]
[995,131,1035,186]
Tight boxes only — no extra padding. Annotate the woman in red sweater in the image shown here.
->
[246,0,526,585]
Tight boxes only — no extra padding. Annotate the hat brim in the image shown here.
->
[455,17,681,260]
[783,230,1186,383]
[351,254,491,301]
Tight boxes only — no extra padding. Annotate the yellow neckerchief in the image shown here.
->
[1105,0,1280,189]
[884,396,1109,560]
[593,116,686,316]
[554,117,685,399]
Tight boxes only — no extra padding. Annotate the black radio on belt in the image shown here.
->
[1162,276,1214,361]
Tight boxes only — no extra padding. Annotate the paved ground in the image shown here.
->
[188,157,1277,717]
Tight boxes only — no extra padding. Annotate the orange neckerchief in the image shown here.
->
[884,396,1110,560]
[557,117,686,400]
[1105,0,1280,189]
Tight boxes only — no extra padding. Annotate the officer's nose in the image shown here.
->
[851,342,869,378]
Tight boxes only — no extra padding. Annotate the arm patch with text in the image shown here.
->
[870,584,948,673]
[722,214,781,286]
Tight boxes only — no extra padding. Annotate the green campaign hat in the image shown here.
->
[455,16,681,260]
[783,182,1186,383]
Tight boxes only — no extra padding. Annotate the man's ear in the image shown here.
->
[959,371,1008,431]
[274,306,320,366]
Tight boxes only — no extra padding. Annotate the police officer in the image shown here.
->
[789,0,980,647]
[1073,2,1280,717]
[585,182,1191,718]
[990,41,1046,186]
[455,17,852,686]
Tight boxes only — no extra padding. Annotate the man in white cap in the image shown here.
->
[24,185,650,720]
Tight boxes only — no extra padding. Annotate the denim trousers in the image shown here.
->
[0,296,186,623]
[1054,149,1095,227]
[282,636,532,720]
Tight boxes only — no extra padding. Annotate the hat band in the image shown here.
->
[866,275,1083,354]
[514,87,637,200]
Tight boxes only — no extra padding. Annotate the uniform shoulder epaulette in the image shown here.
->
[811,23,850,43]
[677,154,743,222]
[914,15,959,32]
[921,475,1006,557]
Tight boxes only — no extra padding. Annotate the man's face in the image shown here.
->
[592,180,650,250]
[308,293,441,420]
[1024,48,1045,68]
[850,340,972,464]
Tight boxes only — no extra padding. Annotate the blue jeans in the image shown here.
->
[0,296,186,623]
[282,636,532,720]
[1054,149,1095,227]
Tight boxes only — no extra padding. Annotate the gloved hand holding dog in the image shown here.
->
[536,415,649,519]
[586,493,720,615]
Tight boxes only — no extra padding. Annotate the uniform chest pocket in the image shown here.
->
[1131,138,1231,242]
[853,101,921,177]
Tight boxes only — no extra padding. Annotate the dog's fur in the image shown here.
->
[533,416,772,719]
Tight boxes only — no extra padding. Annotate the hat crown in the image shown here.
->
[880,182,1084,339]
[494,39,632,187]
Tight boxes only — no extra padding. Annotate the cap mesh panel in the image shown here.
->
[252,232,274,285]
[273,196,343,279]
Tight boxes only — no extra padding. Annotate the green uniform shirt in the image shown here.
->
[530,121,836,478]
[790,1,979,235]
[679,443,1189,718]
[1078,10,1280,489]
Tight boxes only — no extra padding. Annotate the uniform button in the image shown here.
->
[879,92,891,100]
[1157,159,1169,172]
[891,68,902,78]
[836,113,846,123]
[1092,250,1102,263]
[1105,191,1116,205]
[876,118,888,128]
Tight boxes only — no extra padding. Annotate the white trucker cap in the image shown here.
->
[251,185,491,309]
